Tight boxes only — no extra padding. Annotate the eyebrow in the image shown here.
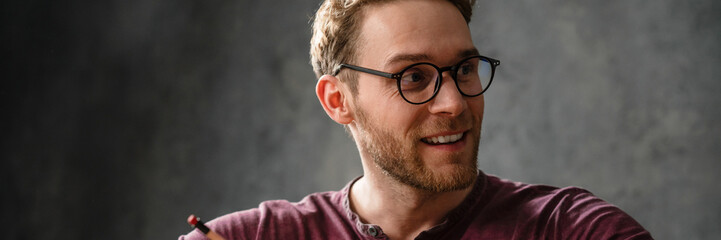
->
[386,53,433,66]
[458,48,480,58]
[385,47,480,66]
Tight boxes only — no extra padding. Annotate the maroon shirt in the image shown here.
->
[180,172,652,239]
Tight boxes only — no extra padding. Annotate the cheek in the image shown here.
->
[463,97,485,128]
[470,97,484,117]
[358,88,421,133]
[381,104,421,133]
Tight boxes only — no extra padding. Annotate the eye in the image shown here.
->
[459,62,476,76]
[399,65,434,92]
[401,70,428,86]
[409,72,425,82]
[462,65,471,74]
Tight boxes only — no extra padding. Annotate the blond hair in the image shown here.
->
[310,0,476,94]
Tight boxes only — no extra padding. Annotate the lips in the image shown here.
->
[421,132,464,145]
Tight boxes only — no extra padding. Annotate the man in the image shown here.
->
[181,0,652,239]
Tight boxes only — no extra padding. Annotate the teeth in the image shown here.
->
[424,133,463,144]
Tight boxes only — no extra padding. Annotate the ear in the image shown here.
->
[316,74,354,124]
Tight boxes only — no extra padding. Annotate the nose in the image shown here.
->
[427,72,466,116]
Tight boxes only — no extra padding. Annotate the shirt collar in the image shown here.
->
[340,170,488,238]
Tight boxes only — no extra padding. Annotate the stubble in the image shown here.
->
[354,106,479,192]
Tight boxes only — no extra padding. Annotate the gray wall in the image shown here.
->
[2,0,719,239]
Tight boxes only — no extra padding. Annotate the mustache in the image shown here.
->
[417,113,476,136]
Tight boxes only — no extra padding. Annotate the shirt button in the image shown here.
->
[368,227,378,236]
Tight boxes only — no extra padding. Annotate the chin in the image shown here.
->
[433,163,478,189]
[406,158,478,192]
[422,145,479,191]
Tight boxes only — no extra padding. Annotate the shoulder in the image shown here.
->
[179,191,347,240]
[484,174,613,209]
[479,175,653,239]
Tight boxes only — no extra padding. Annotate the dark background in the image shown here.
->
[3,0,720,239]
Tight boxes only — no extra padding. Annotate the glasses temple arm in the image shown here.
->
[336,64,396,79]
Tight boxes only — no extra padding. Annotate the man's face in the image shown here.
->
[350,0,483,192]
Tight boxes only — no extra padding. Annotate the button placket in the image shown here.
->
[367,227,378,237]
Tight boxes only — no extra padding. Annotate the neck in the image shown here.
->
[349,164,475,240]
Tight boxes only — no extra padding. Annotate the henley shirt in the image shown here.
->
[180,171,652,239]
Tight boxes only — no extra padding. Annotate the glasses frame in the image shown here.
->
[335,55,501,104]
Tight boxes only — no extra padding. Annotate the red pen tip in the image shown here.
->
[187,214,198,226]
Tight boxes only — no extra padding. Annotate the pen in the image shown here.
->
[187,214,227,240]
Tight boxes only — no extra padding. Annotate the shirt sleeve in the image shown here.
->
[178,208,262,240]
[559,188,653,240]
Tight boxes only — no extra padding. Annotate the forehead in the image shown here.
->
[356,0,475,68]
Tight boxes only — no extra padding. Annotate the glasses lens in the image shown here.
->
[399,63,439,103]
[455,57,492,96]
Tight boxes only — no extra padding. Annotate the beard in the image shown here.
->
[354,106,480,193]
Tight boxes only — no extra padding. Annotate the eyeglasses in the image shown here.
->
[335,55,500,104]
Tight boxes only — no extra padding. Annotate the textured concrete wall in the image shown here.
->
[3,1,719,239]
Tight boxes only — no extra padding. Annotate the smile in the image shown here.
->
[421,132,464,145]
